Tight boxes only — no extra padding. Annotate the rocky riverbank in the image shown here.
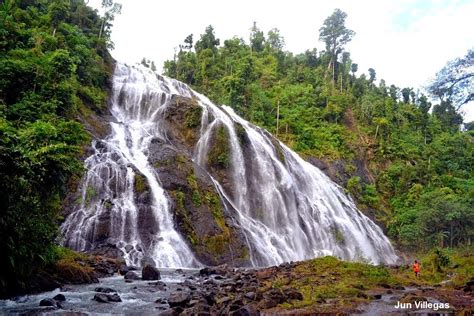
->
[2,256,472,315]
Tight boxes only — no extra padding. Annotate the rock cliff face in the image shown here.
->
[148,96,249,265]
[61,63,397,268]
[61,91,249,266]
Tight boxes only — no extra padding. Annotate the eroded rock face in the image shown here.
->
[147,96,250,266]
[63,93,250,266]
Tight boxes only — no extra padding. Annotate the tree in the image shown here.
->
[428,48,474,109]
[401,87,412,104]
[368,68,376,87]
[250,22,265,53]
[433,101,463,131]
[48,0,70,37]
[195,25,220,54]
[180,34,193,51]
[99,0,122,41]
[319,9,355,83]
[267,28,285,52]
[350,63,358,85]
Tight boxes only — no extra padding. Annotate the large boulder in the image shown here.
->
[124,271,140,280]
[168,291,191,308]
[142,264,160,280]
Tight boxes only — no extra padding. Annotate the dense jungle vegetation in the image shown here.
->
[163,10,473,252]
[0,0,116,295]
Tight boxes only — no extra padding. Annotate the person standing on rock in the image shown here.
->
[413,260,421,278]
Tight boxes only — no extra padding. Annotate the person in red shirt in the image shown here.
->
[413,260,421,278]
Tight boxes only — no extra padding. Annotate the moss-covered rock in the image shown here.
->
[149,110,249,265]
[163,96,203,150]
[208,124,230,169]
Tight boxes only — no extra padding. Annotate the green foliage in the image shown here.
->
[184,104,202,128]
[208,125,230,168]
[0,0,113,296]
[164,18,473,253]
[134,173,147,194]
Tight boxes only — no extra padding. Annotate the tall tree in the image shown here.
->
[319,9,355,83]
[195,25,220,54]
[267,28,285,52]
[250,22,265,53]
[428,48,474,109]
[368,68,376,87]
[99,0,122,41]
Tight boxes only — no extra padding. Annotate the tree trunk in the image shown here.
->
[99,18,105,39]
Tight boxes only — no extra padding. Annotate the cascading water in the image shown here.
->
[61,64,200,268]
[62,62,398,268]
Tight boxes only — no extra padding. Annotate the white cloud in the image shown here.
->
[89,0,474,120]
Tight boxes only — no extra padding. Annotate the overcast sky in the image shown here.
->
[89,0,474,121]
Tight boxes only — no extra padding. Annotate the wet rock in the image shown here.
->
[394,285,406,290]
[229,299,244,311]
[181,303,211,315]
[155,297,167,304]
[244,292,256,300]
[160,309,178,316]
[39,298,58,307]
[93,293,109,303]
[93,293,122,303]
[175,268,183,273]
[118,265,130,275]
[95,287,117,293]
[378,283,391,289]
[168,291,191,307]
[124,244,134,253]
[107,293,122,302]
[372,294,382,300]
[400,293,427,304]
[142,264,160,280]
[217,296,232,305]
[53,293,66,301]
[386,289,393,294]
[124,271,140,280]
[203,291,216,305]
[141,256,156,268]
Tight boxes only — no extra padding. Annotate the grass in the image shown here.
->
[262,248,474,312]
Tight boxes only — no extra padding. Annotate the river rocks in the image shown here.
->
[168,291,191,307]
[244,292,256,300]
[94,287,117,293]
[400,293,427,304]
[52,293,66,301]
[142,264,160,280]
[124,271,140,280]
[39,298,59,308]
[283,288,303,301]
[93,292,122,303]
[463,278,474,292]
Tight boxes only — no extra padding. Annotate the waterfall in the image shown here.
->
[62,63,398,268]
